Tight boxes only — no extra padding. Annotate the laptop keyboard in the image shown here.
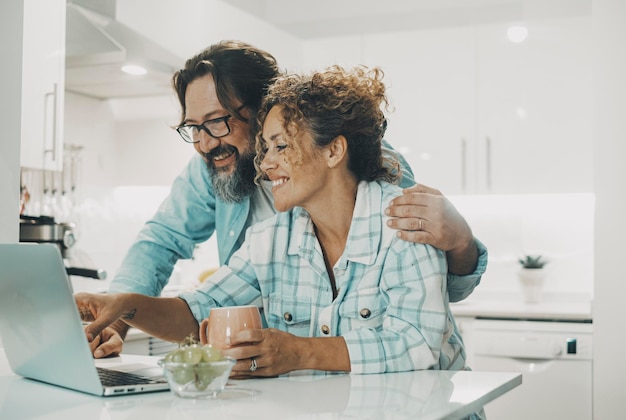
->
[97,367,165,386]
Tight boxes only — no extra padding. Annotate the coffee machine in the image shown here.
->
[19,215,106,280]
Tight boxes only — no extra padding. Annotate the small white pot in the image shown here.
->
[518,268,546,303]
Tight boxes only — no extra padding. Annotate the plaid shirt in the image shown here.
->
[180,180,467,374]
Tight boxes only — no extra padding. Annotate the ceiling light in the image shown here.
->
[507,25,528,43]
[121,64,147,75]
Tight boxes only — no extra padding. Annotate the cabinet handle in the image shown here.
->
[43,83,58,164]
[485,136,492,192]
[461,137,467,193]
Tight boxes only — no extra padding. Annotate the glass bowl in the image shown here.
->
[159,357,236,399]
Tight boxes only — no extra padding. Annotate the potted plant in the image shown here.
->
[517,255,548,303]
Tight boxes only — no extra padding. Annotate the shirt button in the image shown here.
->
[229,230,235,237]
[321,325,330,335]
[360,308,372,319]
[283,312,293,322]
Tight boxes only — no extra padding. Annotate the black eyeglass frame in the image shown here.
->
[176,115,234,144]
[175,104,247,144]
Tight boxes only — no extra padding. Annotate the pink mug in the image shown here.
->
[199,305,262,350]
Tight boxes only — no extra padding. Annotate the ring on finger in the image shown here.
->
[249,357,257,372]
[418,218,423,231]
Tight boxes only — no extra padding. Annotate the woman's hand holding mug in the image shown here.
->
[199,305,263,350]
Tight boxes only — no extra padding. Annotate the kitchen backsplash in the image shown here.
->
[68,185,220,294]
[449,193,594,300]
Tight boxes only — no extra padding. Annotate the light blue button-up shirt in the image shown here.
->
[110,143,486,302]
[180,181,469,373]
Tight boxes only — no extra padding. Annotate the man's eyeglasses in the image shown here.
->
[176,105,246,144]
[176,115,234,143]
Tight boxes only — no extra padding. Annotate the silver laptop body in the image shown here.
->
[0,243,169,396]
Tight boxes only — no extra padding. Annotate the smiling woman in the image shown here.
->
[178,65,468,378]
[253,66,400,216]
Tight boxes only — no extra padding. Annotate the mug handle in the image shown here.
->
[199,317,210,345]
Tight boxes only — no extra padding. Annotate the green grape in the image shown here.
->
[162,337,232,392]
[171,365,195,385]
[201,344,224,362]
[194,378,210,391]
[183,344,203,364]
[164,348,185,363]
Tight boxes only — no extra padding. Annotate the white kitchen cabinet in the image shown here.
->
[355,15,593,194]
[361,27,475,195]
[474,17,593,194]
[20,0,66,171]
[471,319,593,420]
[453,312,593,419]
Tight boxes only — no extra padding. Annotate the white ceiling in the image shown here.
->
[225,0,591,38]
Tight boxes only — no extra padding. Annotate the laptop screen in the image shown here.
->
[0,243,167,396]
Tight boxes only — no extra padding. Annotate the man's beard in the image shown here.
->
[205,144,256,203]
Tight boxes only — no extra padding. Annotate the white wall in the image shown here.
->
[0,0,25,350]
[108,95,194,186]
[0,0,23,245]
[593,0,626,417]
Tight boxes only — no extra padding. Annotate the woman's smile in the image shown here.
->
[271,177,289,191]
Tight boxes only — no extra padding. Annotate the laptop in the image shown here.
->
[0,243,169,396]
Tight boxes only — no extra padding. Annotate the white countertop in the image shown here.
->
[451,292,593,321]
[0,349,521,420]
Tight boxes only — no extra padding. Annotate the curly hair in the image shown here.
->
[254,66,400,184]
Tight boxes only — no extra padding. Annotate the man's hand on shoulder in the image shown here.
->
[385,183,478,275]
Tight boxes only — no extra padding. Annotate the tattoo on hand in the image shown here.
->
[123,309,137,320]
